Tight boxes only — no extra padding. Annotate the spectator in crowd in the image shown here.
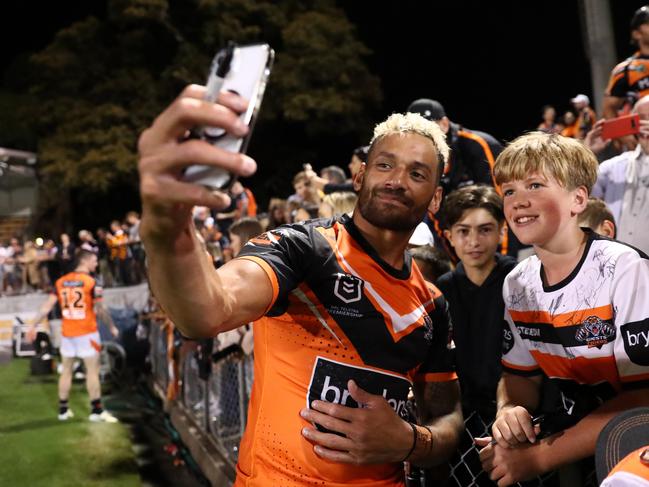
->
[408,221,436,249]
[266,199,289,230]
[436,185,515,422]
[592,95,649,255]
[407,98,524,260]
[228,217,263,258]
[58,233,76,274]
[4,237,24,294]
[20,240,42,292]
[604,6,649,119]
[42,239,59,290]
[288,169,321,206]
[570,94,597,140]
[231,180,258,218]
[603,6,649,151]
[318,191,358,218]
[138,87,462,486]
[349,145,368,179]
[560,111,577,137]
[407,98,501,192]
[27,250,119,423]
[537,105,560,134]
[476,132,649,485]
[320,165,346,185]
[410,245,452,283]
[578,197,616,238]
[306,148,367,195]
[0,240,7,294]
[108,220,131,285]
[595,408,649,487]
[78,229,98,253]
[95,227,113,287]
[125,211,145,283]
[192,206,214,232]
[291,201,319,222]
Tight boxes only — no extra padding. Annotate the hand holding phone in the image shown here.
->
[601,114,640,140]
[183,43,274,190]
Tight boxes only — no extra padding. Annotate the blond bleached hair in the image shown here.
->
[321,191,358,216]
[494,132,598,192]
[369,112,450,167]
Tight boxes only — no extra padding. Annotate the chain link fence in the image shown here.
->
[147,322,598,485]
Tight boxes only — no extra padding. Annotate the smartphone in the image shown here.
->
[183,43,274,190]
[601,113,640,140]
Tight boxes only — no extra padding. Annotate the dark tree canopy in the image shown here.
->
[3,0,381,233]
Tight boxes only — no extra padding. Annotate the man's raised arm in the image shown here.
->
[138,86,270,338]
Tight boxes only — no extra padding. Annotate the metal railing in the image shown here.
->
[147,320,597,486]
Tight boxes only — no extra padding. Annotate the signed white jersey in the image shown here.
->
[502,231,649,397]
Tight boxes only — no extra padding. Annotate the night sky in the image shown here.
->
[3,1,649,144]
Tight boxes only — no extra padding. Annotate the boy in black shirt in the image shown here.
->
[437,185,516,421]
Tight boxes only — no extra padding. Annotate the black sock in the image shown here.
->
[59,399,68,415]
[91,398,103,415]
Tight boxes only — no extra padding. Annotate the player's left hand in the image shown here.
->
[110,326,119,338]
[299,379,413,464]
[475,436,543,486]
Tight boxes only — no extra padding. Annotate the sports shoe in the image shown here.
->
[58,409,74,421]
[89,410,118,423]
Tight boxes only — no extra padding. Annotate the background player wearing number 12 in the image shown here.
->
[28,250,119,423]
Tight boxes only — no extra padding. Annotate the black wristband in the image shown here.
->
[402,422,418,462]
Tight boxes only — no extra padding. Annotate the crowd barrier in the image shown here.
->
[145,315,598,487]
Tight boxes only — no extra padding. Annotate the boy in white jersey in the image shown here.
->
[476,132,649,486]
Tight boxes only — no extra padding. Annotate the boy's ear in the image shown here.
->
[443,229,454,248]
[598,220,616,239]
[499,222,507,242]
[571,186,589,216]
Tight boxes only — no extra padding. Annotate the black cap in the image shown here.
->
[353,145,369,162]
[407,98,446,121]
[631,6,649,30]
[595,407,649,483]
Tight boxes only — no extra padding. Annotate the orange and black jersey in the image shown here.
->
[606,52,649,102]
[442,123,502,194]
[235,214,456,487]
[54,271,102,337]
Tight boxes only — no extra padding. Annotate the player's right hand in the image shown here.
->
[137,85,257,242]
[26,326,37,343]
[491,405,536,448]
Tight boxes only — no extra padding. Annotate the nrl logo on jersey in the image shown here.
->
[575,315,615,349]
[333,273,364,304]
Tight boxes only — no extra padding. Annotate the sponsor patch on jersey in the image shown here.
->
[621,320,649,366]
[575,315,615,349]
[503,326,515,355]
[333,273,364,304]
[63,280,84,288]
[307,356,411,433]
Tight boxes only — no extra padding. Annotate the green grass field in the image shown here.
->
[0,357,141,487]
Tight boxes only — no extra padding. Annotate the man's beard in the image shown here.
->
[357,185,428,232]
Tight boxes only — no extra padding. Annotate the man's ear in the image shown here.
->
[428,186,443,215]
[353,163,367,192]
